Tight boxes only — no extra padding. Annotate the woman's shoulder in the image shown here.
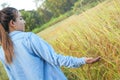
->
[23,32,41,42]
[23,32,36,38]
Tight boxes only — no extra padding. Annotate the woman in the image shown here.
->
[0,7,100,80]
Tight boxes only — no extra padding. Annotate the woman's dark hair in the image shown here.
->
[0,7,18,64]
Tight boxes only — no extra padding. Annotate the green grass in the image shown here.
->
[32,0,105,34]
[0,64,8,80]
[32,11,73,33]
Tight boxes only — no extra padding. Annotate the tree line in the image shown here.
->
[20,0,78,31]
[1,0,104,32]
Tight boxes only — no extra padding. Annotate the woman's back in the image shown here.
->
[0,31,67,80]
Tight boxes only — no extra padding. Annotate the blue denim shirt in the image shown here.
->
[0,31,86,80]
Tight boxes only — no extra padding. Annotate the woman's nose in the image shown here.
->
[24,20,26,24]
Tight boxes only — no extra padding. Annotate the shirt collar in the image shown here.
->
[9,31,23,37]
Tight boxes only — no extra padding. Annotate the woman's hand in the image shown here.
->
[85,56,101,64]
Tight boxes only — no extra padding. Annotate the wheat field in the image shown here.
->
[38,0,120,80]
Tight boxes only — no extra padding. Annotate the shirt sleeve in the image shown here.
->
[29,32,86,68]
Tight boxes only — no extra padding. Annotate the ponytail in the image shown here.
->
[0,23,14,64]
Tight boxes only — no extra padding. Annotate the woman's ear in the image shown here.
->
[9,20,15,27]
[9,20,16,28]
[9,20,16,32]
